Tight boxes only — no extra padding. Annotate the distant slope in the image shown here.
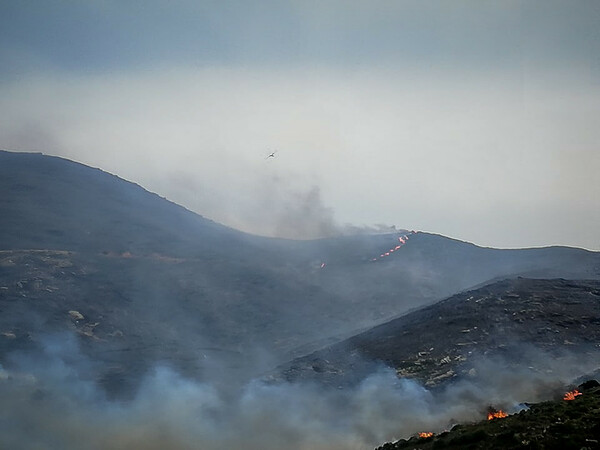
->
[1,150,600,395]
[275,278,600,388]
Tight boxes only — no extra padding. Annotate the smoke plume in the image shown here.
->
[1,335,598,450]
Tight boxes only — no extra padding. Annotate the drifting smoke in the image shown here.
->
[1,336,598,450]
[228,177,403,240]
[271,186,339,240]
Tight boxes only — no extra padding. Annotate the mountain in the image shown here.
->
[274,278,600,388]
[1,150,599,397]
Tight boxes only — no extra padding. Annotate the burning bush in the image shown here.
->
[563,389,582,401]
[487,408,508,420]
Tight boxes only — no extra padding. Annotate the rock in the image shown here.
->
[579,380,600,391]
[68,310,84,321]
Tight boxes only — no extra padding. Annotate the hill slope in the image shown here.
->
[275,278,600,388]
[1,150,599,395]
[376,380,600,450]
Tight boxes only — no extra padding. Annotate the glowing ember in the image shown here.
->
[370,231,417,261]
[487,409,508,420]
[418,432,434,439]
[563,389,582,401]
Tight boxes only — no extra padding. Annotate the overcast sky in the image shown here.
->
[1,1,599,249]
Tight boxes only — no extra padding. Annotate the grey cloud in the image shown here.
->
[1,1,598,75]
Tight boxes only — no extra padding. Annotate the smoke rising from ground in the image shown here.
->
[1,335,598,450]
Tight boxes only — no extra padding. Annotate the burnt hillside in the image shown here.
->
[1,150,599,396]
[276,278,600,388]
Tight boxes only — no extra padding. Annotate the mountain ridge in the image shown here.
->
[1,149,599,397]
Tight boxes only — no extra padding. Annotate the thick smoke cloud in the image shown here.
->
[1,335,598,450]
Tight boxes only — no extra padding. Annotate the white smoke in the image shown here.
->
[0,335,598,450]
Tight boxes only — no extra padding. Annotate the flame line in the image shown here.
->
[370,230,418,261]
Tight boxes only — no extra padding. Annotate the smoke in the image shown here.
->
[164,168,401,240]
[1,335,598,450]
[236,180,341,240]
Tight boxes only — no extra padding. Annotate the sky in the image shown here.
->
[1,1,599,250]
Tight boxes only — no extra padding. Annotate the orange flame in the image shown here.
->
[563,390,582,401]
[487,409,508,420]
[370,231,418,262]
[418,432,434,438]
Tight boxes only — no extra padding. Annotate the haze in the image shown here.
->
[1,1,599,249]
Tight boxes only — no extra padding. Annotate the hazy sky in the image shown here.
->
[1,1,599,249]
